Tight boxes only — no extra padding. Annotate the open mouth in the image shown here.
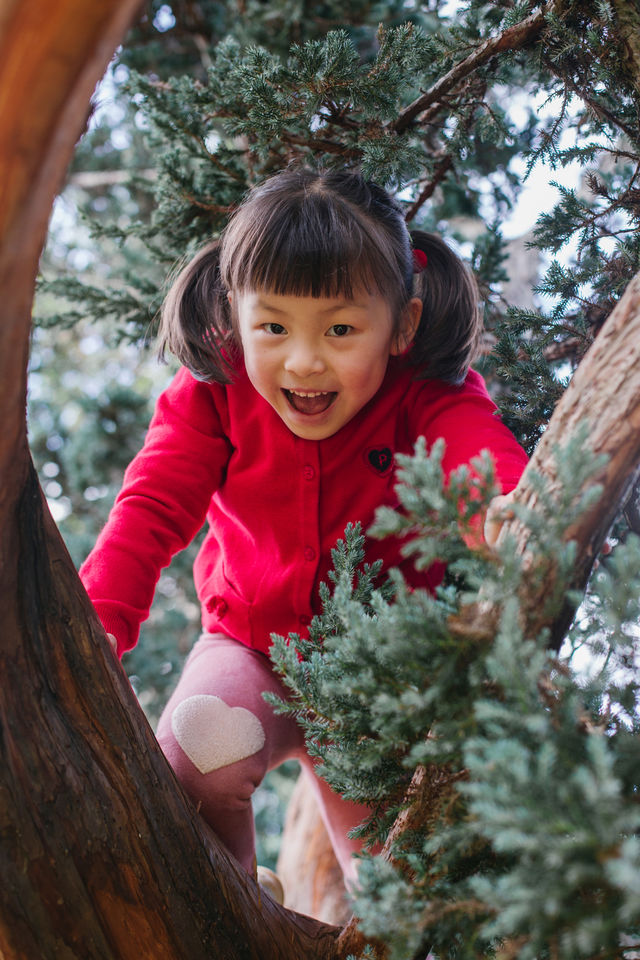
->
[284,389,337,416]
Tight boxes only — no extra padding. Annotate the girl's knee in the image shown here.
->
[157,693,268,810]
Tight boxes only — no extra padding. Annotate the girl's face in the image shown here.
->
[231,289,421,440]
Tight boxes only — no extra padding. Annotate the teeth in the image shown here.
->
[288,389,330,397]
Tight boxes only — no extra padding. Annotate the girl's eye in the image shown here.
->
[263,322,287,335]
[328,324,352,337]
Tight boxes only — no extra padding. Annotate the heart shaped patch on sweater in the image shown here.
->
[171,695,266,774]
[367,446,393,474]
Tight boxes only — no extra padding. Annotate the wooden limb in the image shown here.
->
[68,169,157,188]
[280,130,362,160]
[0,0,144,501]
[277,771,351,925]
[450,271,640,648]
[403,88,484,222]
[1,461,344,957]
[381,764,467,867]
[390,5,552,134]
[383,270,640,883]
[501,269,640,644]
[404,155,454,222]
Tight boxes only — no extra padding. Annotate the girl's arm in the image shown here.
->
[80,368,232,657]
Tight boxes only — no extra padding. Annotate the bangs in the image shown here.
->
[221,186,411,304]
[160,168,480,387]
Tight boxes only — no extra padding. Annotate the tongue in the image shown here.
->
[288,391,334,415]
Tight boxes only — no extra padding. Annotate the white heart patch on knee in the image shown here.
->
[171,695,266,775]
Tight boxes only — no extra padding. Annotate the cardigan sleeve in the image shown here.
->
[79,368,233,657]
[409,369,528,495]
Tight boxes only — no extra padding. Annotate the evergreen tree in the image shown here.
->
[270,428,640,958]
[29,0,640,955]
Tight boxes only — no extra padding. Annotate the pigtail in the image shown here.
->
[158,240,238,384]
[409,229,482,385]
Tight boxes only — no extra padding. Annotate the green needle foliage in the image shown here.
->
[269,436,640,960]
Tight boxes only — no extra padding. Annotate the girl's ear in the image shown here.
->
[391,297,422,355]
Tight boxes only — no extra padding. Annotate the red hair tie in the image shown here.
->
[412,248,428,272]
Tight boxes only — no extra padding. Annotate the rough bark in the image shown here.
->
[1,463,344,958]
[0,0,143,499]
[611,0,640,94]
[444,270,640,651]
[502,268,640,647]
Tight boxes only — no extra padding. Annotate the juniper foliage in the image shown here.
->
[270,435,640,960]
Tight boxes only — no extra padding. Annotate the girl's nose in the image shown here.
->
[283,341,326,377]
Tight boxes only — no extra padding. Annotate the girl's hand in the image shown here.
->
[484,492,516,547]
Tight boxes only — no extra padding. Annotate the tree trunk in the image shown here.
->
[277,772,350,926]
[1,461,348,958]
[502,269,640,647]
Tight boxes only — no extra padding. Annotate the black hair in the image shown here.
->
[159,168,480,385]
[409,228,481,385]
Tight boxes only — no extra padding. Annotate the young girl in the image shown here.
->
[80,167,527,900]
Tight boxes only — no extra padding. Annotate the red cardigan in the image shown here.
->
[80,359,528,658]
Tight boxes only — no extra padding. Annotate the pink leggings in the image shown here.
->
[156,633,368,885]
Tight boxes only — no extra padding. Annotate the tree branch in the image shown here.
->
[0,462,346,958]
[390,5,552,134]
[280,130,362,160]
[500,268,640,645]
[404,155,454,221]
[0,0,145,513]
[68,169,157,188]
[381,271,640,930]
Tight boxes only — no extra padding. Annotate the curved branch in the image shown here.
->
[382,271,640,914]
[503,268,640,645]
[1,464,345,958]
[0,0,144,511]
[390,5,552,134]
[404,155,454,221]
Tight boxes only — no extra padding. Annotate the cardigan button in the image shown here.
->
[303,546,316,562]
[206,596,228,617]
[216,599,228,617]
[302,465,315,480]
[299,614,312,627]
